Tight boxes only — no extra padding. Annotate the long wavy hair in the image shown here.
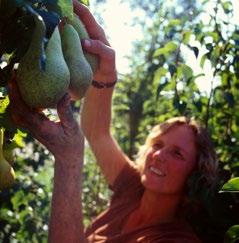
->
[135,116,218,192]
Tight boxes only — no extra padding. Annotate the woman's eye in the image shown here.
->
[174,150,183,159]
[152,143,162,149]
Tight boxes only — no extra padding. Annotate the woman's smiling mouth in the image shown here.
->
[149,166,166,177]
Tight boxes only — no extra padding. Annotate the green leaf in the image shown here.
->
[222,1,232,14]
[153,47,166,57]
[13,130,26,147]
[80,0,90,5]
[164,42,178,52]
[221,177,239,192]
[0,96,9,113]
[181,64,193,80]
[46,0,73,19]
[0,103,19,135]
[168,19,181,26]
[59,0,73,18]
[153,42,178,57]
[200,53,208,68]
[224,225,239,243]
[153,67,167,82]
[206,31,219,42]
[11,190,27,211]
[182,31,191,44]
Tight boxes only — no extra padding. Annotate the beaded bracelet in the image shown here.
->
[92,80,117,89]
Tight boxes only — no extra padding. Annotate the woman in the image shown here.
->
[9,1,218,242]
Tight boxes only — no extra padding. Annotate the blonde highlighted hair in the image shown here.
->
[136,116,218,188]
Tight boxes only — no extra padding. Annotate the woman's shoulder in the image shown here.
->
[110,161,144,200]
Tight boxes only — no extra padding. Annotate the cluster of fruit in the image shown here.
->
[0,2,99,190]
[16,8,98,109]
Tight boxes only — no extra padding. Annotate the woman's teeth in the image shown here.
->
[149,166,165,177]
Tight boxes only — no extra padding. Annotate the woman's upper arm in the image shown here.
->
[88,134,132,186]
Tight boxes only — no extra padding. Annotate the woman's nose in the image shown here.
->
[153,148,167,162]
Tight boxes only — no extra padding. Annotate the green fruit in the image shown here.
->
[17,12,70,109]
[0,129,15,190]
[69,14,99,73]
[61,24,93,100]
[0,159,15,190]
[3,142,14,166]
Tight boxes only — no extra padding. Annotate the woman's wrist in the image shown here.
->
[92,70,118,89]
[92,80,117,89]
[54,153,83,165]
[53,146,84,169]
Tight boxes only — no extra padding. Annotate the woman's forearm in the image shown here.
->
[81,86,114,142]
[48,155,86,243]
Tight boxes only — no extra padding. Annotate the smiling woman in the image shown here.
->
[140,122,198,195]
[135,117,218,224]
[84,117,218,243]
[136,117,218,189]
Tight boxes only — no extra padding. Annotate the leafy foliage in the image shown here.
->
[221,177,239,192]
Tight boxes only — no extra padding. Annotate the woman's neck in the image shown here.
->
[122,189,184,233]
[122,190,181,232]
[137,189,183,225]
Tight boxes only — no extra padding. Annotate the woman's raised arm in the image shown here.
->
[9,79,86,243]
[74,2,132,186]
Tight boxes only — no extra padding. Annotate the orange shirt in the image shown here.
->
[85,163,201,243]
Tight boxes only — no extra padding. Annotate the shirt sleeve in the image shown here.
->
[109,162,144,202]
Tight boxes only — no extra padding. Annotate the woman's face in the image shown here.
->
[141,124,197,196]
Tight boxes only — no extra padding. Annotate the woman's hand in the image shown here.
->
[8,76,84,164]
[73,0,117,83]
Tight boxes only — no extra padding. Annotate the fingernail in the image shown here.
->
[83,39,91,47]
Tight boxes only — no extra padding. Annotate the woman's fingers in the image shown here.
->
[73,1,98,28]
[8,78,50,132]
[82,39,116,72]
[73,1,117,82]
[82,39,115,61]
[57,93,79,136]
[8,79,35,128]
[72,0,109,45]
